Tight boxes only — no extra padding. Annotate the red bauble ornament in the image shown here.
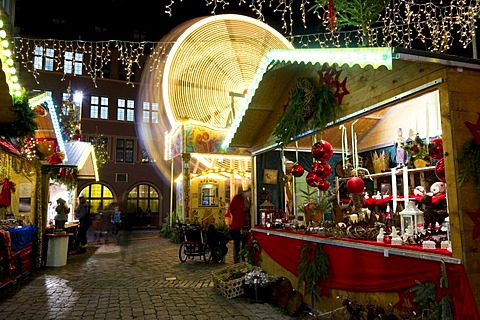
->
[311,161,332,179]
[346,176,365,194]
[312,140,334,161]
[291,163,305,177]
[317,179,330,192]
[435,158,446,183]
[428,138,444,160]
[306,171,321,187]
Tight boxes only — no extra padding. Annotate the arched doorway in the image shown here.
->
[126,184,161,227]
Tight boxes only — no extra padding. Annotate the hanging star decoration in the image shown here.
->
[394,289,417,313]
[466,208,480,240]
[464,113,480,145]
[317,66,349,105]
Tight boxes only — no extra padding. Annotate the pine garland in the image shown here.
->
[409,261,454,320]
[0,90,38,141]
[297,243,329,306]
[273,78,338,146]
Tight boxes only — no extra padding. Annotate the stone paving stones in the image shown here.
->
[0,229,299,320]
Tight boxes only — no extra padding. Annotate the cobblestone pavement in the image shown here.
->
[0,229,301,320]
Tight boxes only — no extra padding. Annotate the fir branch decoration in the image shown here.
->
[410,280,454,320]
[297,243,329,306]
[310,0,388,46]
[89,135,109,170]
[0,90,38,141]
[273,78,338,146]
[458,138,480,187]
[239,234,262,266]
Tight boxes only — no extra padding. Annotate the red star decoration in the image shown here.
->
[318,65,336,86]
[465,113,480,145]
[333,77,349,105]
[467,207,480,240]
[394,289,417,312]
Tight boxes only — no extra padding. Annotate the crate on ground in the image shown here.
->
[211,262,261,299]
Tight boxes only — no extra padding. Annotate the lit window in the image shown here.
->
[64,51,83,75]
[45,48,54,71]
[78,183,114,213]
[33,46,55,71]
[142,102,158,123]
[117,98,135,121]
[127,184,160,226]
[90,96,108,119]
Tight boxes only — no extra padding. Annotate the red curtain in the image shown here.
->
[253,230,479,320]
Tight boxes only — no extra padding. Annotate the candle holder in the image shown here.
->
[399,201,424,236]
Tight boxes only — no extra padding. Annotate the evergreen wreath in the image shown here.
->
[0,90,38,141]
[273,78,338,146]
[297,243,329,306]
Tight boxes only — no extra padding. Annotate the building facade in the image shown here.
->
[17,43,170,227]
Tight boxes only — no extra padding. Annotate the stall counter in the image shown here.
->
[252,227,479,320]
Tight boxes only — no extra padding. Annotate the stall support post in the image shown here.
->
[182,153,191,222]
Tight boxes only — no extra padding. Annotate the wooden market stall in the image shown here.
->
[224,47,480,318]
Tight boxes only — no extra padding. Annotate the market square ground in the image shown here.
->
[0,229,307,320]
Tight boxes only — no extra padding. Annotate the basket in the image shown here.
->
[211,262,260,299]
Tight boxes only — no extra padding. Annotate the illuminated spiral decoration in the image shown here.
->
[138,14,293,179]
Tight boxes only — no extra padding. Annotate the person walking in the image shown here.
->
[111,206,122,235]
[73,195,91,254]
[229,187,251,263]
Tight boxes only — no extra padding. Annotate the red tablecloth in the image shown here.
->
[253,229,478,320]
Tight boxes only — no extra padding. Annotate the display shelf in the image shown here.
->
[335,166,437,212]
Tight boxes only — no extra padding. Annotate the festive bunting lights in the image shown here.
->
[11,1,480,89]
[165,0,480,53]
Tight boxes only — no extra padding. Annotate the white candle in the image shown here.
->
[340,126,345,169]
[355,133,359,168]
[426,104,430,145]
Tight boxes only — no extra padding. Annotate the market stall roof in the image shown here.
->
[30,93,99,181]
[225,47,480,154]
[62,141,98,180]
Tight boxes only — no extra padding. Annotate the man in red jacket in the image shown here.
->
[229,188,251,263]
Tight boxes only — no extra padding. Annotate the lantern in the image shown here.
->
[259,200,275,227]
[399,201,425,236]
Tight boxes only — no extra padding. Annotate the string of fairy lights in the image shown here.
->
[10,0,480,87]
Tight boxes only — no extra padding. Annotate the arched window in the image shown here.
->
[127,184,161,226]
[78,183,114,213]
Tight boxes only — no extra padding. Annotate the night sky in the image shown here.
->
[14,0,285,42]
[13,0,479,58]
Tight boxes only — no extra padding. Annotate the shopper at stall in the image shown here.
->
[111,206,122,236]
[54,198,69,232]
[73,195,91,254]
[229,187,251,263]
